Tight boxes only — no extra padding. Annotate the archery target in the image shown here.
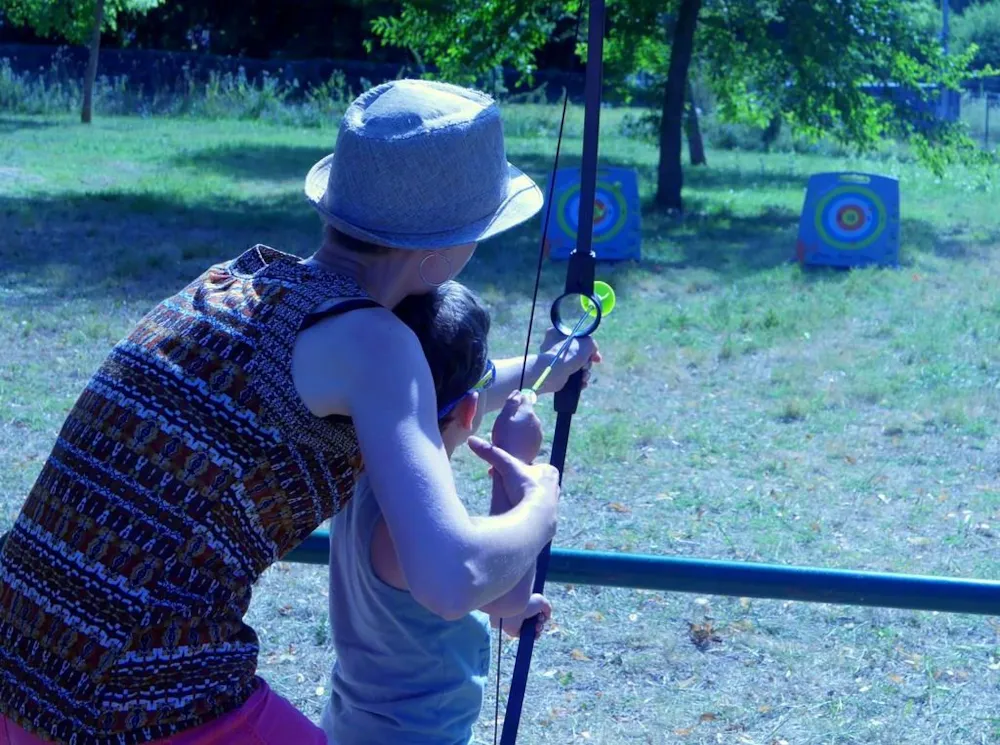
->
[545,167,641,261]
[814,185,886,251]
[796,172,899,268]
[557,180,629,244]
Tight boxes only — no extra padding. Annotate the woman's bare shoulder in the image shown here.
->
[292,304,429,418]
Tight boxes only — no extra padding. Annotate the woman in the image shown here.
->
[0,79,599,744]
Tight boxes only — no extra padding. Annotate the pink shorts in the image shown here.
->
[0,678,326,745]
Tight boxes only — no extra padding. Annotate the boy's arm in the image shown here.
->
[482,330,600,414]
[480,357,539,414]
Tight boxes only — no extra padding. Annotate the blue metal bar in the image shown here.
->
[286,530,1000,616]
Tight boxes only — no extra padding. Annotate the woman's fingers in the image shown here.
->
[469,438,557,494]
[467,437,522,476]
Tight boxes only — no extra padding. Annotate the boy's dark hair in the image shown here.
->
[393,281,491,425]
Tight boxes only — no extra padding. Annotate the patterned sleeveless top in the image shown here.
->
[0,246,372,744]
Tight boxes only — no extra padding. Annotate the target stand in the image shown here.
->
[544,167,641,261]
[796,172,900,269]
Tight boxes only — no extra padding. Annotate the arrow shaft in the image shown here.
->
[528,312,591,393]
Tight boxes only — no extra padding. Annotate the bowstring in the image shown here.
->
[515,5,587,392]
[497,5,587,744]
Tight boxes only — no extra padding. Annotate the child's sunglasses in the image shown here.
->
[438,360,497,419]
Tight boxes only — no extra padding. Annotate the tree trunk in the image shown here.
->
[762,113,782,151]
[655,0,702,211]
[81,0,105,124]
[685,79,707,166]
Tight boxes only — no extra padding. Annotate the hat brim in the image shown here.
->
[304,153,544,250]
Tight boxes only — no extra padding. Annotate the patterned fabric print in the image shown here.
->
[0,246,370,745]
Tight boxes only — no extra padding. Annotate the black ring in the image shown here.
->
[550,290,603,338]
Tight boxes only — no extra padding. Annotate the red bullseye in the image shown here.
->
[593,198,609,225]
[836,205,866,232]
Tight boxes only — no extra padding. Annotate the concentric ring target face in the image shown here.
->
[556,180,629,244]
[814,185,887,251]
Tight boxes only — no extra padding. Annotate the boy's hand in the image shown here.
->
[491,593,552,638]
[491,391,542,464]
[536,327,602,395]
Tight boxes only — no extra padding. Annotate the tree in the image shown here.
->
[81,0,105,124]
[0,0,164,122]
[657,0,700,208]
[953,0,1000,72]
[369,0,980,212]
[685,80,707,166]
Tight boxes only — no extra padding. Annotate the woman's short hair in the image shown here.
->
[323,224,394,255]
[393,281,491,426]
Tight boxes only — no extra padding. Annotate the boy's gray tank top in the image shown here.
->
[322,473,492,745]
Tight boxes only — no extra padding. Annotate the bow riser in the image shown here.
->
[498,0,606,741]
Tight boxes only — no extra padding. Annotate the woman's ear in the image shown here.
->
[454,391,480,431]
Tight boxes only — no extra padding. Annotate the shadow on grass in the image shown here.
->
[0,159,989,307]
[633,202,802,278]
[0,189,560,306]
[174,144,809,198]
[684,163,808,193]
[173,146,575,186]
[597,199,992,284]
[173,144,333,181]
[0,190,315,305]
[499,152,809,195]
[0,117,61,135]
[897,217,1000,263]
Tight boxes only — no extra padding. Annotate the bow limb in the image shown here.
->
[498,0,607,741]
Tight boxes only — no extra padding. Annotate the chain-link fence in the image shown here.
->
[962,88,998,151]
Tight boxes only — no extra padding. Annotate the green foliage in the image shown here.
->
[602,0,676,100]
[698,0,977,159]
[0,0,163,45]
[368,0,567,87]
[368,0,986,176]
[367,0,675,101]
[904,0,945,41]
[953,0,1000,71]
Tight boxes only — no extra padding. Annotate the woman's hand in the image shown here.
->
[491,391,543,464]
[535,327,602,395]
[469,438,560,524]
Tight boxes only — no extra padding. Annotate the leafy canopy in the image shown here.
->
[953,0,1000,72]
[0,0,164,45]
[369,0,984,165]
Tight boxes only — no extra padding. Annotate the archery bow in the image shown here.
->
[496,0,607,741]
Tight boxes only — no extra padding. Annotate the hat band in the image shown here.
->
[321,175,534,239]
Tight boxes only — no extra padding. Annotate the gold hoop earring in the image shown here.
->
[418,252,453,287]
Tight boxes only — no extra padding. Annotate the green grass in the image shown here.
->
[1,107,999,745]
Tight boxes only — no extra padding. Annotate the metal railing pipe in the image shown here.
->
[286,530,1000,616]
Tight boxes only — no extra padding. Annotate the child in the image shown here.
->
[322,281,551,745]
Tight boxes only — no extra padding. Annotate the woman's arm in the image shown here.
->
[477,474,536,617]
[477,391,544,617]
[369,460,536,618]
[294,308,559,620]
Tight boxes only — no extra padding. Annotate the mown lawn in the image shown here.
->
[1,107,999,744]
